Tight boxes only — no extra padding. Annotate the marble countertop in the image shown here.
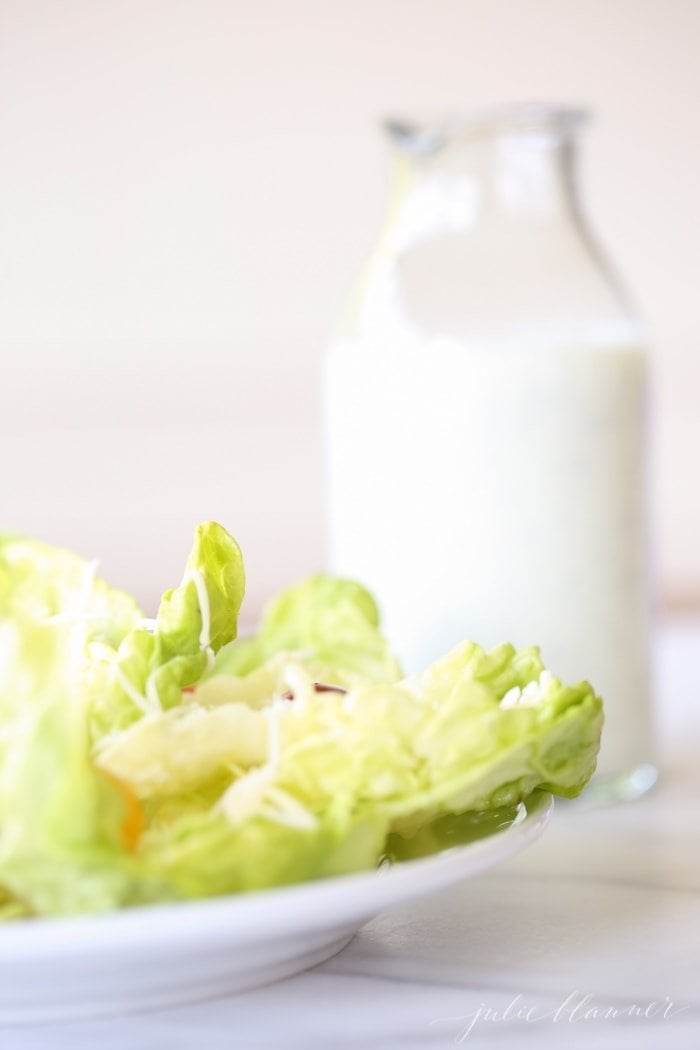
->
[8,621,700,1050]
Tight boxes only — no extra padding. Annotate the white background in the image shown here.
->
[1,0,697,617]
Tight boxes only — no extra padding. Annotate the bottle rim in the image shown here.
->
[384,103,589,156]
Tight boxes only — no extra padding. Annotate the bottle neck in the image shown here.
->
[386,129,580,248]
[342,108,637,341]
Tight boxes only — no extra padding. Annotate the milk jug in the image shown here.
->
[325,106,654,794]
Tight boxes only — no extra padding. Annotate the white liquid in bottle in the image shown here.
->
[325,327,652,780]
[324,106,655,794]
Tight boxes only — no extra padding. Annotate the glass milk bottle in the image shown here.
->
[324,105,654,795]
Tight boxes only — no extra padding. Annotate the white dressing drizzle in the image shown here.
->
[115,666,155,717]
[182,568,212,652]
[216,699,318,831]
[145,673,162,713]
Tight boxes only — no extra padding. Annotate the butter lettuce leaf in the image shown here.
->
[213,575,401,686]
[0,534,141,648]
[90,522,245,736]
[213,642,603,838]
[136,807,387,899]
[0,617,146,915]
[156,521,245,659]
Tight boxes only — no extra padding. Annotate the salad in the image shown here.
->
[0,522,603,918]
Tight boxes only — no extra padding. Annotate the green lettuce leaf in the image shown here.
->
[213,575,401,686]
[0,524,604,918]
[136,806,387,899]
[95,693,270,801]
[0,534,141,648]
[0,616,146,914]
[100,640,602,856]
[212,642,603,838]
[156,521,245,658]
[90,522,245,736]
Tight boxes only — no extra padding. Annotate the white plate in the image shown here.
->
[0,793,552,1024]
